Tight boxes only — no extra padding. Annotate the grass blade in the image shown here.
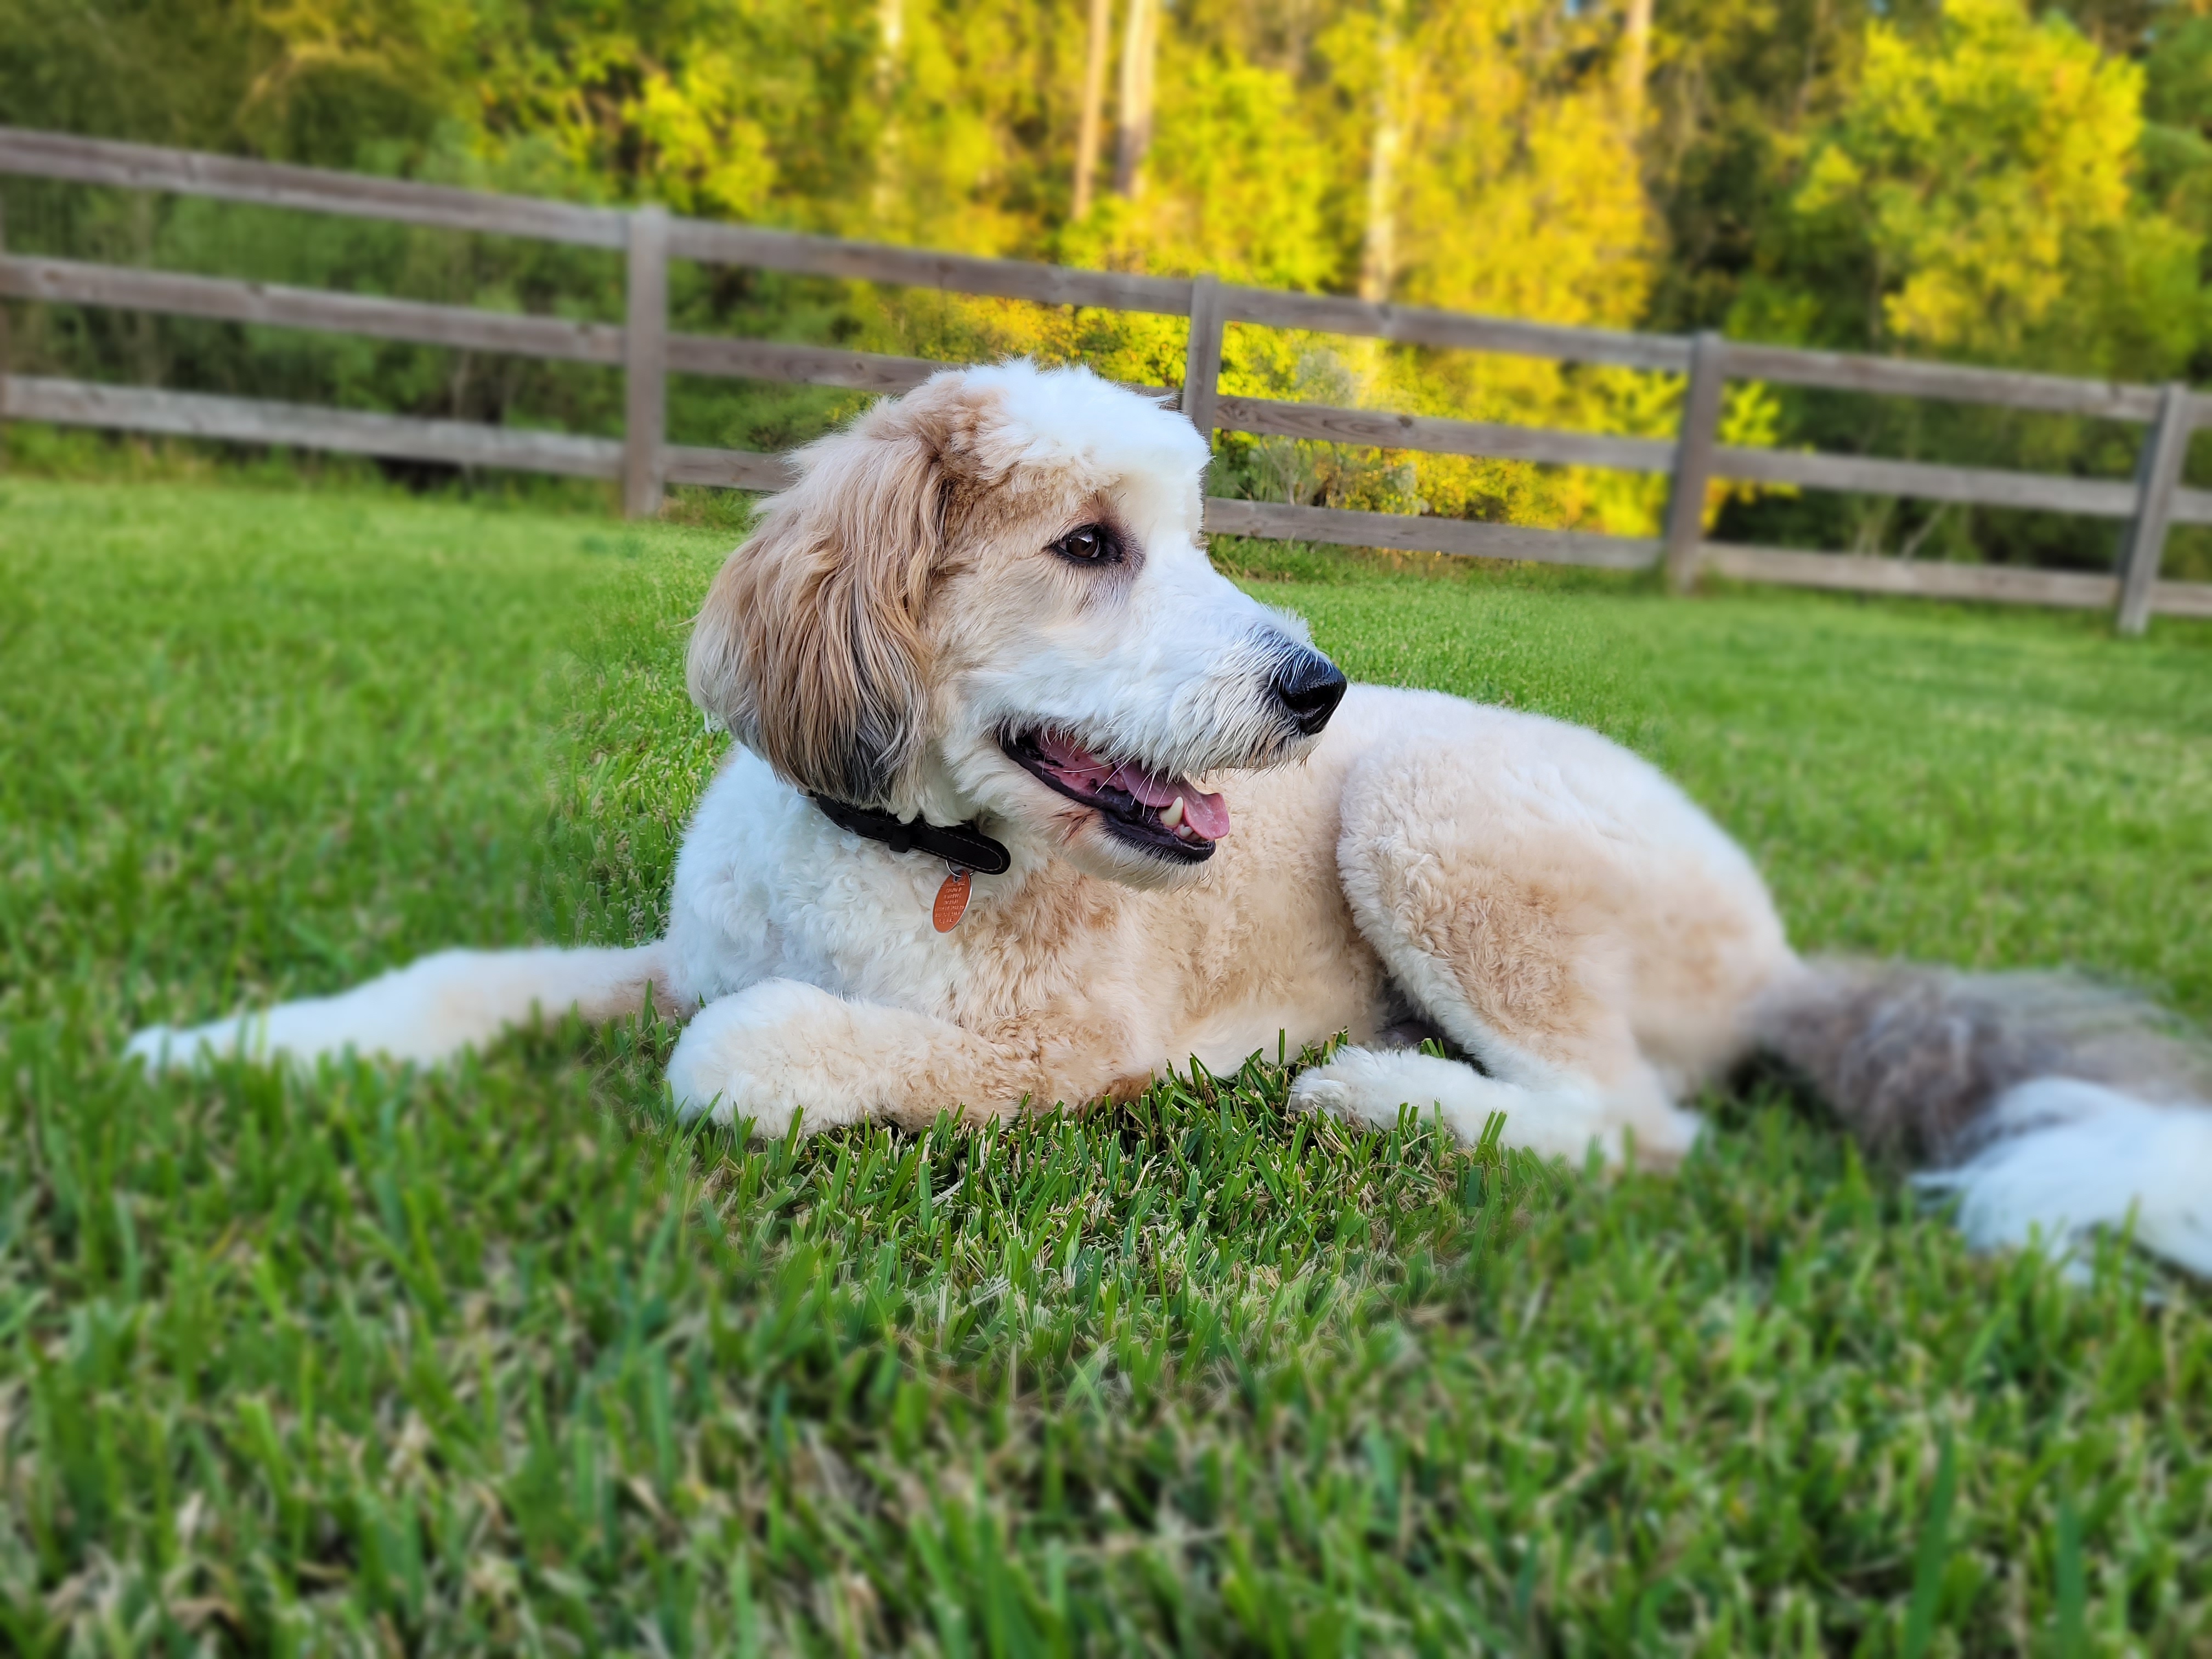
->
[1900,1430,1958,1659]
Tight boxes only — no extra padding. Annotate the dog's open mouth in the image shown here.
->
[1002,727,1230,862]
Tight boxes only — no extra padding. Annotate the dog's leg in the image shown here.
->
[1289,1045,1652,1162]
[1294,1036,1698,1167]
[1310,748,1707,1167]
[1295,917,1698,1167]
[129,943,676,1073]
[666,979,1045,1137]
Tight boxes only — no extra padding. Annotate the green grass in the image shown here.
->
[3,476,2210,1655]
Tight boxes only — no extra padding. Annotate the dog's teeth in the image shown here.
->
[1161,796,1184,828]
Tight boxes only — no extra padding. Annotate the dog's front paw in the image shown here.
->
[664,980,868,1138]
[124,1026,183,1075]
[125,1015,255,1074]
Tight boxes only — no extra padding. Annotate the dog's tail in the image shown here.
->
[1752,962,2212,1277]
[128,943,678,1074]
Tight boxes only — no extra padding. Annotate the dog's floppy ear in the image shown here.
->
[686,409,947,807]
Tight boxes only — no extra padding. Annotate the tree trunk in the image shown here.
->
[1620,0,1652,129]
[1073,0,1112,219]
[1113,0,1156,199]
[872,0,905,223]
[1358,10,1400,303]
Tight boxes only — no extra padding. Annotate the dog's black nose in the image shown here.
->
[1272,652,1348,736]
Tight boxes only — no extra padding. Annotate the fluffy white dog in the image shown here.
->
[132,362,2212,1276]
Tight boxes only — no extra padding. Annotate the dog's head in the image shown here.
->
[686,361,1346,887]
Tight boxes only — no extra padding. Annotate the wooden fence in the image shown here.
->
[2,125,2208,632]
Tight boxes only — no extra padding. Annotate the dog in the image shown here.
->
[131,361,2212,1276]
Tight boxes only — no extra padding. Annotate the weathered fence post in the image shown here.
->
[0,193,11,466]
[2115,381,2193,636]
[1180,273,1226,445]
[1662,330,1726,593]
[622,205,669,519]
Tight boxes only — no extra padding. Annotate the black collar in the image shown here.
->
[811,795,1012,876]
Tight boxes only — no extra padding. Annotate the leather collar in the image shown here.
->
[811,795,1012,876]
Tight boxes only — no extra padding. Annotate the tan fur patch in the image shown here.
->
[686,379,1024,806]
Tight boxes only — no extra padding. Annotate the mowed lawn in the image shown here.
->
[3,475,2210,1655]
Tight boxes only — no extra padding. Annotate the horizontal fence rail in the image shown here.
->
[2,126,2208,631]
[2,374,625,476]
[0,253,628,362]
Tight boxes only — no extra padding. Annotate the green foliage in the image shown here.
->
[1067,49,1339,291]
[0,0,1677,535]
[3,477,2211,1649]
[1701,0,2212,570]
[1741,0,2197,373]
[5,0,2212,564]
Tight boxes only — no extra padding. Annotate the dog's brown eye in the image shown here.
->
[1051,523,1116,564]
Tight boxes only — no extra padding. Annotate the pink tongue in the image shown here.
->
[1161,781,1232,839]
[1035,732,1233,839]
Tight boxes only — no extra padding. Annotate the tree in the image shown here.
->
[1114,0,1159,196]
[1072,0,1115,218]
[1737,0,2197,377]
